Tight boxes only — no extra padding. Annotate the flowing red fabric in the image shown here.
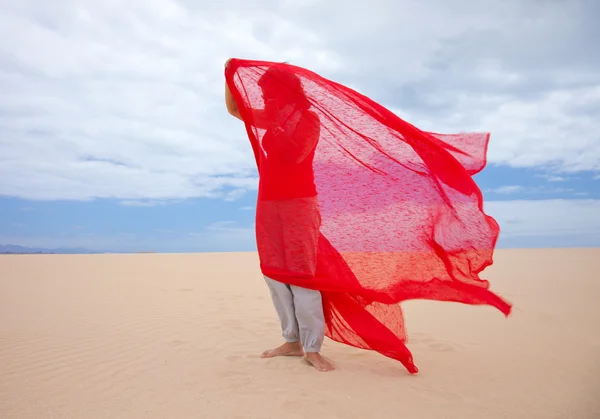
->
[225,58,512,374]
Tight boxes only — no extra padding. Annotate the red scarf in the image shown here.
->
[225,59,511,374]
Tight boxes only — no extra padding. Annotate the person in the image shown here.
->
[224,58,334,372]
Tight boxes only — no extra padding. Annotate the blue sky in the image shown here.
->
[1,0,599,253]
[1,166,598,253]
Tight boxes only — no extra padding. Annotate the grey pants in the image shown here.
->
[264,276,325,353]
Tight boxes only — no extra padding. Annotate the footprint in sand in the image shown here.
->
[225,350,260,362]
[410,333,461,352]
[281,398,327,410]
[426,342,457,352]
[223,319,244,331]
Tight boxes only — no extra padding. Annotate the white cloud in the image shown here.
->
[0,1,333,202]
[0,220,256,253]
[476,87,600,172]
[2,199,598,252]
[153,229,173,234]
[0,0,599,202]
[485,185,580,196]
[120,199,174,207]
[486,199,600,246]
[536,174,567,182]
[488,185,524,194]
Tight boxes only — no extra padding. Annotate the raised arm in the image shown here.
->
[225,58,277,129]
[267,110,320,164]
[225,82,242,121]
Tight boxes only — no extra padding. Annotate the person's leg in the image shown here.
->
[261,276,304,358]
[290,285,324,351]
[281,197,320,277]
[255,200,287,272]
[279,197,333,371]
[291,285,334,371]
[257,200,303,357]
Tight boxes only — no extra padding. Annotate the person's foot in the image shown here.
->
[305,352,335,372]
[261,341,305,358]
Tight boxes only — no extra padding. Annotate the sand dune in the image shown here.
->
[1,249,599,418]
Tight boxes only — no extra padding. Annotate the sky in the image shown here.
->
[0,0,599,253]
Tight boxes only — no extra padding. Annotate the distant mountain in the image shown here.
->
[0,244,105,255]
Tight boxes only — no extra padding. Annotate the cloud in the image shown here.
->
[536,174,567,182]
[2,199,598,252]
[0,0,599,203]
[486,199,600,246]
[0,219,256,253]
[488,185,524,195]
[486,184,581,197]
[120,199,173,207]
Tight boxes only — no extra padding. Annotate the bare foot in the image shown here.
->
[261,341,305,358]
[305,352,335,372]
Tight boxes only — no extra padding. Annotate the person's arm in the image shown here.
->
[224,59,243,121]
[225,81,243,121]
[270,111,320,164]
[225,82,272,128]
[225,80,276,129]
[224,61,272,127]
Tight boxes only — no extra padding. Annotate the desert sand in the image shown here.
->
[1,249,599,418]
